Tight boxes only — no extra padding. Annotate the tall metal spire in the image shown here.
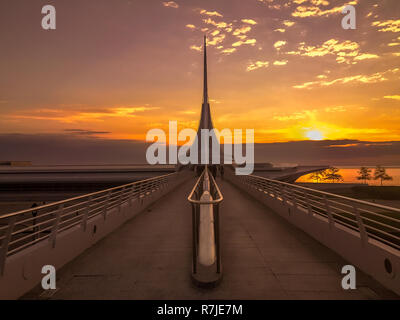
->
[195,35,219,167]
[198,35,213,131]
[203,35,208,104]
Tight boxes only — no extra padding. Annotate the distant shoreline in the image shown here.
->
[334,166,400,169]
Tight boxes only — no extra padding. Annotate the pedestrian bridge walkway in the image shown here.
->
[22,177,397,299]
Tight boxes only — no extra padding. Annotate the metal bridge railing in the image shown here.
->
[188,166,223,287]
[230,171,400,251]
[0,172,180,275]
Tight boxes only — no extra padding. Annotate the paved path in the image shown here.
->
[23,178,397,299]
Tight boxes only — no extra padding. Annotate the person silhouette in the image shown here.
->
[31,202,38,217]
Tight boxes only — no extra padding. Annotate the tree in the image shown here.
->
[373,165,393,186]
[323,167,344,183]
[309,170,326,183]
[357,167,372,184]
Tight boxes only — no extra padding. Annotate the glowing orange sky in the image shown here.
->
[0,0,399,143]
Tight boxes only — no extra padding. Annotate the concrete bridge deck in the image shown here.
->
[23,178,397,300]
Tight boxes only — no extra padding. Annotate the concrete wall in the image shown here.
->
[227,174,400,296]
[0,171,192,299]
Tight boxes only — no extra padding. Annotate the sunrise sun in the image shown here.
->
[306,129,324,141]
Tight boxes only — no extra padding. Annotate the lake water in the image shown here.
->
[296,167,400,186]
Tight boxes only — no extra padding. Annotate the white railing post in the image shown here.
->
[265,180,273,197]
[258,180,264,193]
[163,176,168,189]
[280,185,287,205]
[138,182,142,198]
[303,191,313,215]
[50,204,63,249]
[0,216,16,276]
[264,180,270,196]
[354,205,368,245]
[290,186,297,209]
[118,187,125,211]
[81,196,92,231]
[139,183,144,205]
[165,176,169,189]
[323,195,335,229]
[103,191,111,220]
[128,184,136,207]
[272,182,279,197]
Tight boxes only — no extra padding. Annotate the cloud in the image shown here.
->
[273,110,313,121]
[293,69,399,89]
[286,39,379,64]
[180,110,197,115]
[242,19,257,25]
[162,1,179,9]
[274,20,295,32]
[325,106,347,112]
[372,20,400,33]
[232,39,257,47]
[203,18,230,29]
[384,95,400,101]
[270,5,281,10]
[258,0,283,10]
[208,34,226,46]
[188,8,259,55]
[199,9,223,17]
[0,134,149,165]
[5,106,160,123]
[274,40,287,50]
[283,20,295,27]
[273,60,288,66]
[353,53,379,61]
[221,48,237,54]
[325,143,359,148]
[246,61,269,71]
[64,129,111,136]
[291,0,359,18]
[190,45,202,52]
[233,26,252,36]
[288,39,357,56]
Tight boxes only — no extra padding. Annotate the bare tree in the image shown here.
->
[309,170,326,183]
[373,165,393,186]
[323,167,344,183]
[357,167,372,184]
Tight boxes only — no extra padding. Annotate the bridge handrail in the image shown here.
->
[188,166,223,285]
[188,168,223,205]
[0,172,175,220]
[0,171,181,273]
[229,169,400,251]
[252,173,400,213]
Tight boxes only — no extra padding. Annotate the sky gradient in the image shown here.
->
[0,0,399,164]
